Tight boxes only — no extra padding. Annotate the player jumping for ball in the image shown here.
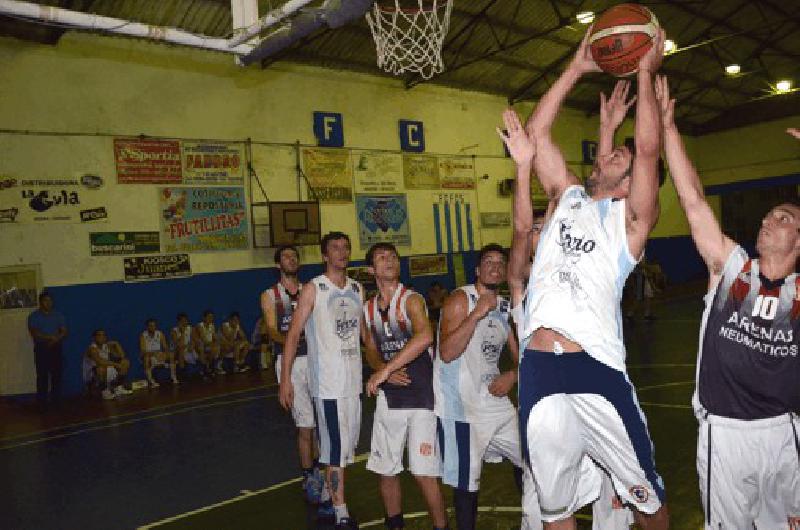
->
[516,26,670,529]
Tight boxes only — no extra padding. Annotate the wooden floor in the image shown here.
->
[2,296,710,530]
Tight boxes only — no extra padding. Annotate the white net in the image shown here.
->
[366,0,453,80]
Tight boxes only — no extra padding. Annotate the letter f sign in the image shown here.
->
[313,112,344,147]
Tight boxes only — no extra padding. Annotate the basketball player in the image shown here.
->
[500,109,634,530]
[194,310,223,376]
[221,312,251,373]
[171,313,198,370]
[655,76,800,530]
[85,329,132,400]
[140,318,178,387]
[260,244,322,503]
[435,242,523,530]
[362,242,448,530]
[279,232,363,530]
[516,27,669,528]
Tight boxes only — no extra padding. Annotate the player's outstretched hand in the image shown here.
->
[497,109,535,167]
[279,380,294,411]
[488,371,516,397]
[600,80,637,129]
[654,75,675,126]
[639,28,665,74]
[787,128,800,141]
[569,25,602,75]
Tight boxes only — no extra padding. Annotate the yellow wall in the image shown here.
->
[0,31,598,286]
[1,30,798,393]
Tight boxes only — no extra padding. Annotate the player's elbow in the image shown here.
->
[438,343,457,363]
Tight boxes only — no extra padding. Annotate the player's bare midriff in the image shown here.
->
[530,327,583,353]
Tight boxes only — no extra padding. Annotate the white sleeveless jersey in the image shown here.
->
[197,322,215,343]
[141,330,163,353]
[91,342,111,361]
[520,185,637,372]
[305,274,363,399]
[434,285,514,422]
[172,325,194,350]
[222,322,242,340]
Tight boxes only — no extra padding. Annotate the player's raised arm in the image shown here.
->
[626,29,665,258]
[787,128,800,140]
[525,28,596,200]
[279,283,316,410]
[656,75,735,286]
[498,109,536,303]
[599,80,636,157]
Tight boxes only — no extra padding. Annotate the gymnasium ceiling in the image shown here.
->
[1,0,799,135]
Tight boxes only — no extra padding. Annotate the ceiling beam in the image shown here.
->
[668,1,799,59]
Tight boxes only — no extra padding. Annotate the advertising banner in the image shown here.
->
[355,194,411,249]
[159,187,249,252]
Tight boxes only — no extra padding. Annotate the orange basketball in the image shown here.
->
[589,4,659,77]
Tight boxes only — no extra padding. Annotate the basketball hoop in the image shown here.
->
[366,0,453,80]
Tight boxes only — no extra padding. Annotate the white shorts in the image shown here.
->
[519,351,664,522]
[366,392,440,477]
[697,412,800,529]
[314,395,361,468]
[520,458,634,530]
[276,355,315,429]
[183,350,199,364]
[438,407,522,492]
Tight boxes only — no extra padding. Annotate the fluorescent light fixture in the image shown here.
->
[776,80,792,92]
[725,64,740,75]
[576,11,594,24]
[664,39,677,54]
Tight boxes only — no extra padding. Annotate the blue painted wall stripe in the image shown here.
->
[444,198,453,253]
[465,202,474,251]
[454,199,464,252]
[432,202,443,254]
[705,171,800,195]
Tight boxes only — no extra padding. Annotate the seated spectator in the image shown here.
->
[194,309,223,376]
[170,313,198,370]
[251,316,271,370]
[83,329,132,400]
[140,318,178,387]
[221,312,251,373]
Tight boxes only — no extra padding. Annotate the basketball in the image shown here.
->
[589,4,659,77]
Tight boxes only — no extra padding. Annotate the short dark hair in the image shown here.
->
[92,328,105,337]
[320,231,350,255]
[274,245,299,263]
[38,291,51,303]
[478,243,507,262]
[177,312,188,321]
[229,311,240,320]
[145,318,156,326]
[202,309,213,318]
[365,242,398,267]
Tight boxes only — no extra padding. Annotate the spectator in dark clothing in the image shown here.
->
[27,291,67,409]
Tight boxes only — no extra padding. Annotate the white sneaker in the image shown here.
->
[238,365,250,373]
[115,386,133,395]
[102,389,116,400]
[171,378,180,385]
[149,380,160,388]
